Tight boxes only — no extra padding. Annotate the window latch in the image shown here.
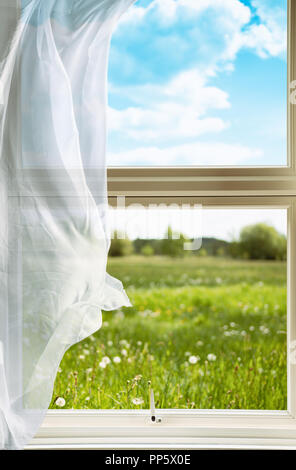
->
[150,389,162,423]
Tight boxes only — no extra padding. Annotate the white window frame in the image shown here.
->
[28,0,296,450]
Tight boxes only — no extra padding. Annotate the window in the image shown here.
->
[107,0,288,167]
[30,0,296,449]
[51,206,287,411]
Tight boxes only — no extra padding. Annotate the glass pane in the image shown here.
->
[52,207,287,410]
[107,0,287,167]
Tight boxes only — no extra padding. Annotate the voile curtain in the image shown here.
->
[0,0,134,450]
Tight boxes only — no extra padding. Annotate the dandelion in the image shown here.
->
[83,349,90,356]
[249,326,255,331]
[258,368,264,374]
[101,356,111,365]
[85,396,90,401]
[99,361,107,369]
[207,354,217,362]
[113,356,121,364]
[107,340,113,346]
[137,341,142,346]
[198,369,205,377]
[230,322,236,328]
[86,368,93,374]
[260,326,270,335]
[55,397,65,407]
[132,397,144,406]
[196,341,204,347]
[121,349,128,357]
[241,330,247,337]
[79,354,85,360]
[189,355,200,364]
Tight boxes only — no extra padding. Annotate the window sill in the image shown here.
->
[27,410,296,450]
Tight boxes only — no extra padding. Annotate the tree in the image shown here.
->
[238,223,286,260]
[109,231,134,257]
[160,226,188,258]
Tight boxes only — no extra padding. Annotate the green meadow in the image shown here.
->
[51,256,287,410]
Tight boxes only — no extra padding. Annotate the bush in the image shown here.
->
[141,244,155,257]
[198,248,208,257]
[238,223,286,260]
[109,232,134,257]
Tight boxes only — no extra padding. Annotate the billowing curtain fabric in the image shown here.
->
[0,0,134,450]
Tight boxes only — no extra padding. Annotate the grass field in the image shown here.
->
[50,256,287,410]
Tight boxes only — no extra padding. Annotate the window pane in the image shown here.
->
[52,207,287,410]
[107,0,287,167]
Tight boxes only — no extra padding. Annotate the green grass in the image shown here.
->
[50,256,287,411]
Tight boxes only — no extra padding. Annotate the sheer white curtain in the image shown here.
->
[0,0,134,450]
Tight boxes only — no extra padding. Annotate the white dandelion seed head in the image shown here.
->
[189,355,200,364]
[132,397,144,405]
[113,356,121,364]
[55,397,65,407]
[207,354,217,362]
[102,356,111,365]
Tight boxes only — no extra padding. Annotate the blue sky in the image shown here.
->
[107,0,287,166]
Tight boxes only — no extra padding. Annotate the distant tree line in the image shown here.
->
[109,224,286,261]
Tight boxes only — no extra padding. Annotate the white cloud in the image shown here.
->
[243,0,287,58]
[118,0,286,64]
[109,69,230,142]
[108,141,262,166]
